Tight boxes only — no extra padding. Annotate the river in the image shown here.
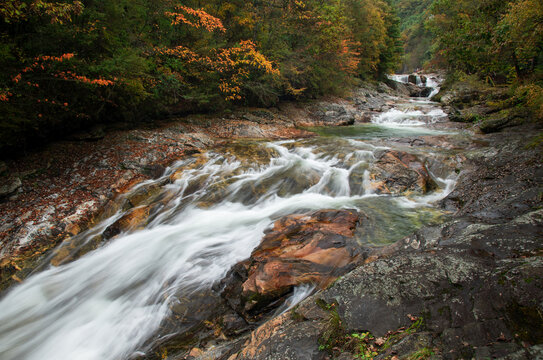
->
[0,76,463,360]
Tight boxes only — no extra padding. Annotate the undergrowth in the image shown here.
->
[316,298,429,359]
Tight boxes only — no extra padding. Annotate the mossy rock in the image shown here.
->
[479,108,530,133]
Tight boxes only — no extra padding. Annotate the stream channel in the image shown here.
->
[0,76,468,360]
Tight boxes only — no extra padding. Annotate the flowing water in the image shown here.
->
[0,76,461,360]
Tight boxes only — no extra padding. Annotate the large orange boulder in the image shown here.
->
[219,209,363,321]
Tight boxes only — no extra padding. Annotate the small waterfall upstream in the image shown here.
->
[388,73,441,98]
[0,75,458,360]
[378,73,447,126]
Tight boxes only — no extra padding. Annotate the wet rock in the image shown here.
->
[383,78,410,97]
[143,290,236,360]
[220,209,363,321]
[102,206,151,239]
[369,151,435,195]
[417,87,433,98]
[386,79,429,98]
[440,135,542,222]
[232,123,267,138]
[408,86,433,98]
[223,142,280,167]
[320,250,488,337]
[141,164,166,179]
[348,162,370,195]
[223,246,543,360]
[217,170,543,359]
[408,74,418,84]
[123,183,163,207]
[222,312,250,337]
[356,112,374,123]
[0,177,22,199]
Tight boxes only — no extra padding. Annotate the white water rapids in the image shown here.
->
[0,75,457,360]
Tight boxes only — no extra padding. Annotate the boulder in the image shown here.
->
[217,209,543,360]
[311,103,356,126]
[384,78,411,97]
[220,209,363,321]
[435,81,482,107]
[408,74,418,84]
[386,79,429,98]
[479,109,528,134]
[369,151,435,195]
[410,87,433,98]
[0,177,22,199]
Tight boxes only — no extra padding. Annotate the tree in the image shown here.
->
[495,0,543,79]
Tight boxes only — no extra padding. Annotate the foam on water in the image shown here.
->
[373,109,427,126]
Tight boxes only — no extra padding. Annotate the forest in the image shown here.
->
[0,0,402,154]
[1,0,542,154]
[399,0,543,122]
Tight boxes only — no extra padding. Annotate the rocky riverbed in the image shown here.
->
[0,82,399,290]
[199,126,543,360]
[0,76,541,360]
[171,80,543,360]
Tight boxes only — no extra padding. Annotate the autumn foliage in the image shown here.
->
[166,5,226,32]
[0,0,401,155]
